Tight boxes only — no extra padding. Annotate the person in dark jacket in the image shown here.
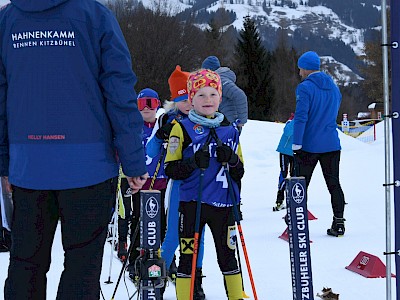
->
[0,0,148,299]
[292,51,346,237]
[201,56,248,131]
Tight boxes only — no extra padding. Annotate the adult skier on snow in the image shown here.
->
[292,51,346,237]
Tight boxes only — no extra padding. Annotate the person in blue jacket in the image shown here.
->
[273,113,294,211]
[292,51,346,237]
[0,1,148,299]
[117,88,167,268]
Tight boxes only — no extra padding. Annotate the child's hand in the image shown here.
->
[216,144,238,165]
[155,123,173,140]
[194,149,210,169]
[126,173,148,194]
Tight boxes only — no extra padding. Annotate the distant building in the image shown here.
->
[367,102,384,120]
[356,102,383,120]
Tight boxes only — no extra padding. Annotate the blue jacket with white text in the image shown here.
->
[0,0,146,189]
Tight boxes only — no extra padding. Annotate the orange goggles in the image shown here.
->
[137,97,159,111]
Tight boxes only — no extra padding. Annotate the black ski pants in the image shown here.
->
[177,201,240,277]
[294,150,345,218]
[4,178,116,300]
[278,153,294,191]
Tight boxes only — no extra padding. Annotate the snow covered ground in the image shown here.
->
[0,119,395,299]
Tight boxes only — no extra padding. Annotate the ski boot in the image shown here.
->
[0,229,11,252]
[327,216,346,237]
[117,240,128,262]
[127,262,140,286]
[273,190,285,211]
[168,257,178,285]
[194,268,206,300]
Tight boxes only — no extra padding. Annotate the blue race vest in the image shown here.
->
[179,119,240,207]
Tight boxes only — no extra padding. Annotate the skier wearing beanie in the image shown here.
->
[164,69,245,300]
[117,88,167,270]
[201,56,248,131]
[145,66,206,299]
[292,51,346,237]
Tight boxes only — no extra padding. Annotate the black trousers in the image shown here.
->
[177,201,240,276]
[294,150,345,218]
[278,153,294,191]
[4,178,116,300]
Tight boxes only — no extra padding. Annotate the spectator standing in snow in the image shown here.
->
[292,51,346,237]
[273,113,294,211]
[201,56,248,131]
[0,1,147,299]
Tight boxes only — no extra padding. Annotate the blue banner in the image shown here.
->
[140,190,165,299]
[286,177,314,300]
[391,0,400,297]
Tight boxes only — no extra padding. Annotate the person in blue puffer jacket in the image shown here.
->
[201,56,248,132]
[0,0,148,299]
[292,51,346,237]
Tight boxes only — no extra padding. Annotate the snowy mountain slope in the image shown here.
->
[137,0,377,80]
[207,2,366,56]
[0,119,394,300]
[321,56,364,86]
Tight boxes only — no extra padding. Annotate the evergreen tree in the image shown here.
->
[358,11,391,104]
[269,31,299,121]
[234,15,273,120]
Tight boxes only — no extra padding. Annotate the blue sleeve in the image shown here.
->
[146,135,163,158]
[99,10,146,177]
[292,84,310,146]
[284,120,294,137]
[225,81,248,124]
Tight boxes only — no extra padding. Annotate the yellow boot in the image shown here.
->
[176,277,191,300]
[224,273,244,300]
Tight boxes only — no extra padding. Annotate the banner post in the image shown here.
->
[286,177,314,300]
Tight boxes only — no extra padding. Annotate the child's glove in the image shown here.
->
[194,148,210,169]
[216,144,238,165]
[155,123,173,140]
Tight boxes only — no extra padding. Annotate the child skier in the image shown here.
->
[146,66,206,299]
[273,113,294,211]
[116,88,167,277]
[164,69,245,300]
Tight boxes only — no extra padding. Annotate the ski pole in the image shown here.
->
[149,145,166,190]
[210,128,251,298]
[189,134,212,300]
[105,172,122,284]
[110,220,140,300]
[190,168,205,300]
[223,164,258,300]
[234,234,250,298]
